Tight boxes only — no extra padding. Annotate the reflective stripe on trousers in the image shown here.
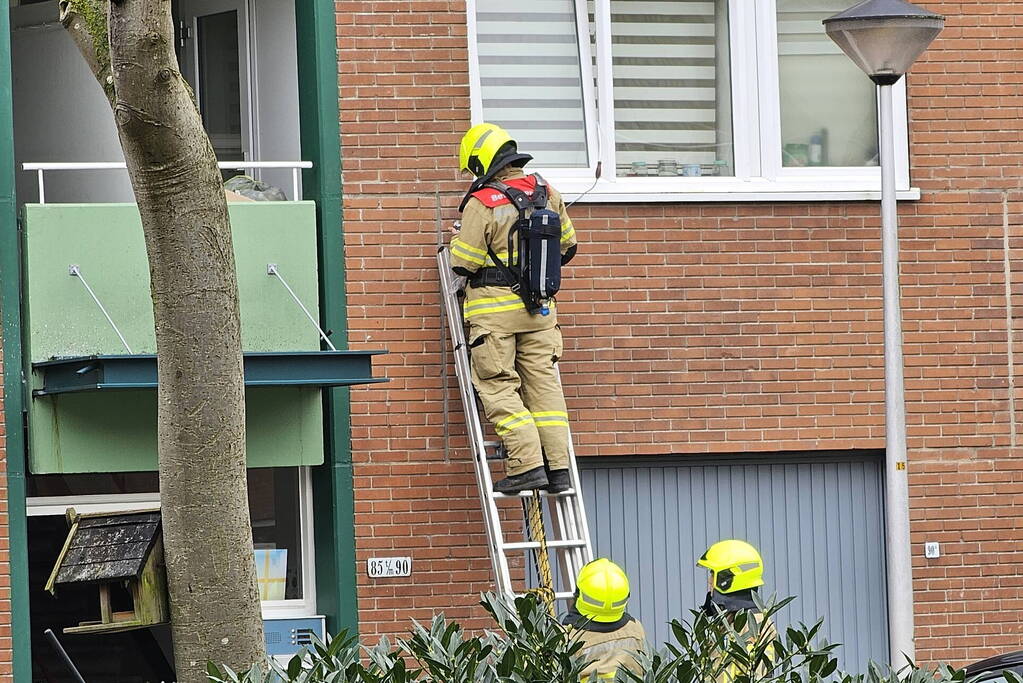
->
[468,325,569,475]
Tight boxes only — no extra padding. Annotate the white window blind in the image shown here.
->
[609,0,730,175]
[468,0,915,200]
[475,0,590,168]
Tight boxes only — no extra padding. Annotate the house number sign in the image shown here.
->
[367,556,412,578]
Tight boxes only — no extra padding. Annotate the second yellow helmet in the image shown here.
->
[575,558,631,623]
[698,539,764,594]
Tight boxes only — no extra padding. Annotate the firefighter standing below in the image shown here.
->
[450,123,578,494]
[698,539,768,616]
[562,558,647,681]
[698,539,778,681]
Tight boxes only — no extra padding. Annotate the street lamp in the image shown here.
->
[823,0,943,669]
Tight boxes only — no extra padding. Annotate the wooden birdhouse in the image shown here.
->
[46,508,169,635]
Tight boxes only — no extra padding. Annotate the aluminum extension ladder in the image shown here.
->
[438,247,594,603]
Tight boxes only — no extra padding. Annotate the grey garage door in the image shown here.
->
[577,452,889,672]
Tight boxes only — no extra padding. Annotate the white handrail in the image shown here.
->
[22,160,314,203]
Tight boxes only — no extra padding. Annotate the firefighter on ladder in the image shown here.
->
[563,558,647,681]
[450,122,578,495]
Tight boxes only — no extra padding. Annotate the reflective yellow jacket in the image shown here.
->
[564,613,646,682]
[449,166,576,334]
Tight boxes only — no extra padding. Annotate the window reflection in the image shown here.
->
[28,467,305,600]
[777,0,879,167]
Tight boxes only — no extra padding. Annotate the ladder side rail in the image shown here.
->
[443,272,513,596]
[453,345,513,595]
[438,248,515,597]
[546,492,580,597]
[565,430,594,576]
[555,363,594,593]
[549,497,580,596]
[454,348,518,594]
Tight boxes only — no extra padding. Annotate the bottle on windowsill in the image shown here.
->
[809,130,823,166]
[809,128,828,166]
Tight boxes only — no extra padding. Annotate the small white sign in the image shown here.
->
[924,542,940,559]
[368,556,412,578]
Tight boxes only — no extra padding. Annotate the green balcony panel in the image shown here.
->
[20,202,383,474]
[23,202,322,359]
[29,386,325,474]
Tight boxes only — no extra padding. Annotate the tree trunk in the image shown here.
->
[60,1,267,680]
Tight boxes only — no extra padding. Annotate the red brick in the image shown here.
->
[335,0,1023,667]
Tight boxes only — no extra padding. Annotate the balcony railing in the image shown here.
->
[23,160,313,203]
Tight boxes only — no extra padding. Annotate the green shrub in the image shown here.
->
[207,593,981,683]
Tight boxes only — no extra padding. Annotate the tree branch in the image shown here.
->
[59,0,115,104]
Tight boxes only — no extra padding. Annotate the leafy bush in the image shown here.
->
[207,593,980,683]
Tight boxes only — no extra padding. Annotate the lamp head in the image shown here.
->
[824,0,944,85]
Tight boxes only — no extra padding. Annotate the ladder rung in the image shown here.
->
[502,539,587,551]
[493,488,576,499]
[483,441,506,461]
[515,591,576,601]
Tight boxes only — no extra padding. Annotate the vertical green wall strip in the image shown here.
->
[0,5,31,679]
[295,0,359,635]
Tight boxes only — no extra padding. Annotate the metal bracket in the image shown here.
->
[267,263,336,351]
[69,264,134,354]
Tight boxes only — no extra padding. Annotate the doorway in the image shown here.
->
[178,0,253,173]
[176,0,302,193]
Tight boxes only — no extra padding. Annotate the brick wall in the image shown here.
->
[0,344,12,679]
[337,0,1023,665]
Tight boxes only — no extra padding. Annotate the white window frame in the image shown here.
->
[26,467,317,619]
[467,0,919,203]
[467,0,601,179]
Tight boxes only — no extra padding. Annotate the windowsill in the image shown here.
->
[550,176,922,204]
[262,601,318,620]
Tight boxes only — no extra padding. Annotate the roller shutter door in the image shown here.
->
[577,452,888,671]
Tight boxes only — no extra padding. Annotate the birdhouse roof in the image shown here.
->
[46,509,162,592]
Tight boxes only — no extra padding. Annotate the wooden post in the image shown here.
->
[99,584,112,624]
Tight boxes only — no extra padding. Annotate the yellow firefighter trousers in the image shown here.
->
[468,325,570,476]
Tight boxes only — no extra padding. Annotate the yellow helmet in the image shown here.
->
[575,558,630,623]
[698,539,764,594]
[458,122,529,177]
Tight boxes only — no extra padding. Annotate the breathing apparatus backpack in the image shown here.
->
[475,174,562,315]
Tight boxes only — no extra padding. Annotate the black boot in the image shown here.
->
[494,466,548,494]
[545,469,571,494]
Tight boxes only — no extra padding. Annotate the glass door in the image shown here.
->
[178,0,253,166]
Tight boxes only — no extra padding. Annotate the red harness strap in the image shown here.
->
[469,175,539,208]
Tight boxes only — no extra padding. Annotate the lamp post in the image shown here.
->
[823,0,943,669]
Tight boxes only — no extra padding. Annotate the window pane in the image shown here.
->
[197,10,244,166]
[248,468,304,600]
[28,469,307,601]
[611,0,733,178]
[777,0,878,167]
[28,472,160,497]
[476,0,589,167]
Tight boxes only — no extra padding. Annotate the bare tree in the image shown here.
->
[59,0,266,679]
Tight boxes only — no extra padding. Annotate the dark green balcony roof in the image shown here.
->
[32,350,386,396]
